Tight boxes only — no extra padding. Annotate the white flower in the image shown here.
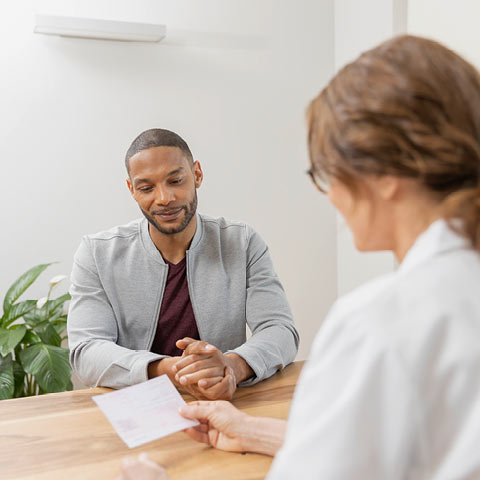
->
[49,274,68,288]
[37,297,48,309]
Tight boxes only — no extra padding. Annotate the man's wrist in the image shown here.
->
[224,353,254,384]
[147,357,178,381]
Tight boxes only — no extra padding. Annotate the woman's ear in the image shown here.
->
[376,175,401,201]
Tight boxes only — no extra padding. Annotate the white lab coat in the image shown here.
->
[268,220,480,480]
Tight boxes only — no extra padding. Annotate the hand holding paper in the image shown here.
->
[93,375,199,449]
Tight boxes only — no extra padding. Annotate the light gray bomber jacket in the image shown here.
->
[68,213,299,389]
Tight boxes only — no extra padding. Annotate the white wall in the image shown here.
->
[333,0,407,296]
[408,0,480,68]
[0,0,336,360]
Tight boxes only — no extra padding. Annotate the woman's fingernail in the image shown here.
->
[205,344,215,351]
[180,376,187,385]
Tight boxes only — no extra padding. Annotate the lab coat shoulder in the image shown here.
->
[322,245,480,372]
[269,246,480,480]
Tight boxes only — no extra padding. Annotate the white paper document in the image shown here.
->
[92,375,199,448]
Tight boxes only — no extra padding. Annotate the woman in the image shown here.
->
[118,35,480,480]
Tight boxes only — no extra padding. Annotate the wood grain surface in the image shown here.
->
[0,361,304,480]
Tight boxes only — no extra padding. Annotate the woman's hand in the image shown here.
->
[180,401,287,456]
[117,453,170,480]
[179,400,250,452]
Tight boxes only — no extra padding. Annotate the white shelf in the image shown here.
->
[34,14,167,43]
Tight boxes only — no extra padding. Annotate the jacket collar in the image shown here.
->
[399,219,470,275]
[139,213,204,265]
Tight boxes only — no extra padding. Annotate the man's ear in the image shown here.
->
[126,177,135,196]
[193,161,203,188]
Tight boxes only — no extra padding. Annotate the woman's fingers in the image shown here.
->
[120,454,169,480]
[183,426,211,445]
[179,401,222,421]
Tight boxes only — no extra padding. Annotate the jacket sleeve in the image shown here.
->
[67,237,165,389]
[226,227,299,386]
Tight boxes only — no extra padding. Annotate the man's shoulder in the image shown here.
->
[85,218,143,243]
[198,213,259,243]
[196,214,267,257]
[199,213,249,231]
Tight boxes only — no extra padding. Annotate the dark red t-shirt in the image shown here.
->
[150,257,200,356]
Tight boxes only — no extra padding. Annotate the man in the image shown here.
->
[68,128,298,400]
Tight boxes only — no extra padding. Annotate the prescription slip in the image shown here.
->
[92,375,199,448]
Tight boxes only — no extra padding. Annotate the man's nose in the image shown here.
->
[155,186,175,205]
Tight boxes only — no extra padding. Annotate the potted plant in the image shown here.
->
[0,263,72,399]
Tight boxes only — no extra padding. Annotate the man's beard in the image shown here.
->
[141,190,197,235]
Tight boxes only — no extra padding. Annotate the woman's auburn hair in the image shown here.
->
[308,34,480,250]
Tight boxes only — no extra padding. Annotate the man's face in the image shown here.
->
[126,146,203,235]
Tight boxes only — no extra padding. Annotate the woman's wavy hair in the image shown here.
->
[307,35,480,250]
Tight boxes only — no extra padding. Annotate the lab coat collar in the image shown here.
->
[399,219,470,275]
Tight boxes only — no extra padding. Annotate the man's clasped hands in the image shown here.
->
[149,337,251,401]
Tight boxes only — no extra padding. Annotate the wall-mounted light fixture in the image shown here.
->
[34,14,167,43]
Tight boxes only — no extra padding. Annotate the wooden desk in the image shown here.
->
[0,361,304,480]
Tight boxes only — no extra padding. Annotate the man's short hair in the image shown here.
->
[125,128,193,173]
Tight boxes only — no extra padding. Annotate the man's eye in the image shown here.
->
[170,178,183,185]
[138,186,153,192]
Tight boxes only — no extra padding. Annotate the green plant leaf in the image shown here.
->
[19,344,71,393]
[33,322,62,347]
[45,294,71,317]
[51,318,67,335]
[23,309,42,327]
[0,325,27,357]
[0,354,14,399]
[45,305,64,323]
[23,294,70,327]
[22,330,40,345]
[1,300,36,328]
[12,360,25,397]
[2,264,51,316]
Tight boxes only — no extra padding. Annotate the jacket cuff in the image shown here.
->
[225,345,267,387]
[132,352,168,384]
[101,352,166,388]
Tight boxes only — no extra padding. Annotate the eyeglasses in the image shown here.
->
[306,168,329,194]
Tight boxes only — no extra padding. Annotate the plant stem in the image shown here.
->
[25,374,31,396]
[45,285,53,322]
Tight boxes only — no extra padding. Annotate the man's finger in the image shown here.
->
[198,376,223,389]
[176,337,198,349]
[177,368,224,386]
[205,367,235,390]
[173,354,215,373]
[201,368,236,399]
[183,341,217,356]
